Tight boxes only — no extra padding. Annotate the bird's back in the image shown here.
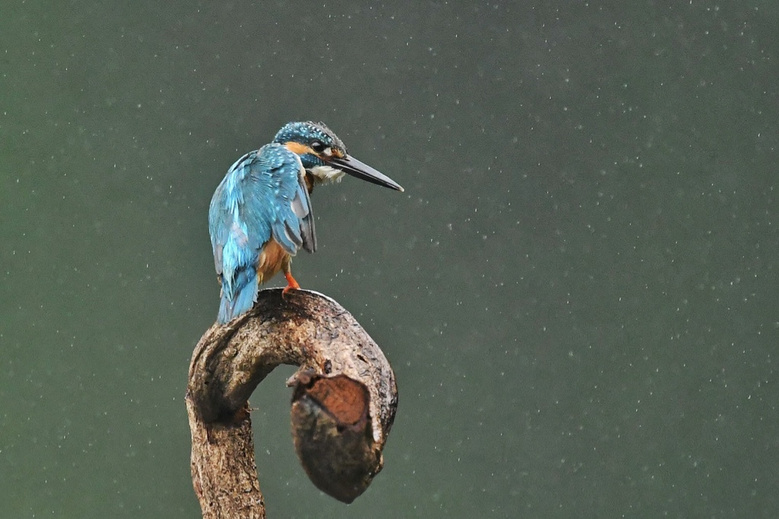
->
[208,143,315,323]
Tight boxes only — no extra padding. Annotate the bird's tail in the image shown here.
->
[218,267,258,324]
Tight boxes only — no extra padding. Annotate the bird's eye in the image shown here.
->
[311,141,325,153]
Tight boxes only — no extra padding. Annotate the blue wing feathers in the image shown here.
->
[295,180,316,252]
[217,267,258,324]
[208,144,315,323]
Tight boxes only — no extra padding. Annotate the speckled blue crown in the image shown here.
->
[272,121,346,151]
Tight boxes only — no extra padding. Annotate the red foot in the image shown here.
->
[282,272,301,297]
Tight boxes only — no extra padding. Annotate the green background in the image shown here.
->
[2,1,777,517]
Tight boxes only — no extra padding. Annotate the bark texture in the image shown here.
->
[186,288,398,518]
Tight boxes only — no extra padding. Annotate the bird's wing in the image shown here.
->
[208,144,316,289]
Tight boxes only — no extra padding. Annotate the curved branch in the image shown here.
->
[186,289,398,517]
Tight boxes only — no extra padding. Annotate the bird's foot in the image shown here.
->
[282,272,301,298]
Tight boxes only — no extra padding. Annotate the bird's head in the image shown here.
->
[273,121,404,192]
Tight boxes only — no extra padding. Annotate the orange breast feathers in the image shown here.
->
[257,239,291,284]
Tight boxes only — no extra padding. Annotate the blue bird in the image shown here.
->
[208,121,404,324]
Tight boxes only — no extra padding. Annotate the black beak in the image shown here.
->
[329,154,404,192]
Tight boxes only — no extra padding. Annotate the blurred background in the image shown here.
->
[1,1,777,517]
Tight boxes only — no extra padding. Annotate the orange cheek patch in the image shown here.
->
[285,141,312,155]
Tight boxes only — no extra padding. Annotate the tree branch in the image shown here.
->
[186,289,398,518]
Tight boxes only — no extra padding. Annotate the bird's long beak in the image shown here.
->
[329,154,404,192]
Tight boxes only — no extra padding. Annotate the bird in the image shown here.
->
[208,121,404,324]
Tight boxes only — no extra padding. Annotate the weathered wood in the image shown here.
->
[186,289,398,517]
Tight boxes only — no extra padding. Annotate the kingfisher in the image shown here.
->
[208,121,403,324]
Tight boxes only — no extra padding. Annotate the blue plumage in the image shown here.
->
[216,266,257,325]
[209,144,314,324]
[208,121,402,324]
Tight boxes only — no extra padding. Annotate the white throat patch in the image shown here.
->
[308,165,345,184]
